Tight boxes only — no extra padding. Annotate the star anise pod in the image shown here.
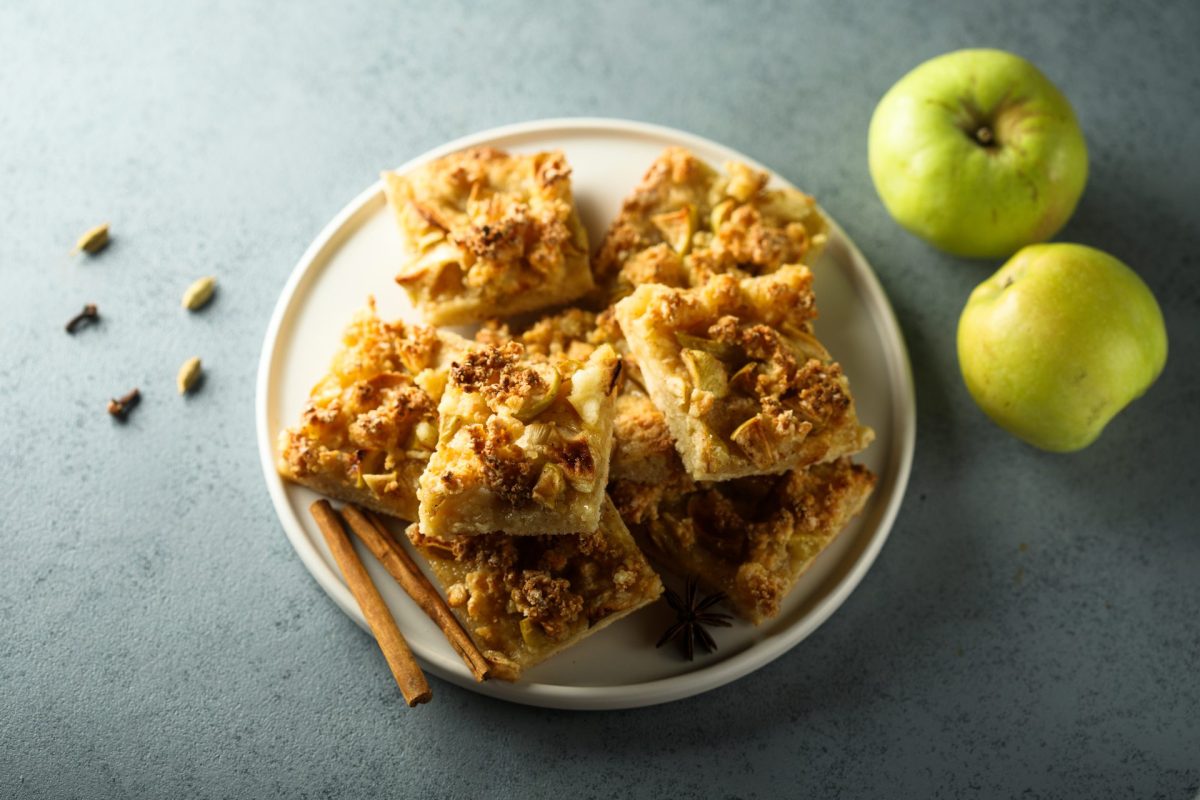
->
[656,576,733,660]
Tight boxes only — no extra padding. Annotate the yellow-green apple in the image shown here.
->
[957,243,1167,452]
[869,49,1088,258]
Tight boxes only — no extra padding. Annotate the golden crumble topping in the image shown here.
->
[277,300,467,520]
[476,306,643,382]
[476,307,605,363]
[417,341,621,536]
[593,147,828,303]
[383,147,593,324]
[474,307,675,483]
[406,497,662,680]
[613,457,875,624]
[615,266,874,480]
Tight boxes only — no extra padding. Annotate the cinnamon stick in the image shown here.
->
[309,500,432,706]
[343,506,491,683]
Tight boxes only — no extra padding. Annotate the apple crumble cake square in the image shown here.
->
[417,341,621,536]
[593,147,828,302]
[474,308,678,485]
[277,300,468,521]
[406,496,663,680]
[612,457,875,624]
[614,265,874,481]
[382,146,594,325]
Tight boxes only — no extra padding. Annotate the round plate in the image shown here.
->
[256,118,915,709]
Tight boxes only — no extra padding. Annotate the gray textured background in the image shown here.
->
[2,1,1198,798]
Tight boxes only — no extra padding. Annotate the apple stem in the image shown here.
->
[974,126,995,146]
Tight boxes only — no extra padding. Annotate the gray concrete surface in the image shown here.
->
[2,1,1197,797]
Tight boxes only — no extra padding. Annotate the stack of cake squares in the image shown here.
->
[277,145,876,678]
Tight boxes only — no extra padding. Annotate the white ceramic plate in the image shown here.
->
[256,118,915,710]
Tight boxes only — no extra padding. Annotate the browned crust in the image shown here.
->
[406,497,662,680]
[610,394,682,484]
[449,341,546,404]
[613,457,875,624]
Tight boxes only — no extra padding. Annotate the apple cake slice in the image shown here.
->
[593,147,828,302]
[276,300,468,521]
[612,457,875,624]
[406,496,663,680]
[614,265,874,481]
[417,341,621,537]
[382,147,593,324]
[474,307,679,485]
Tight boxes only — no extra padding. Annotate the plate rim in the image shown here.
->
[255,116,916,710]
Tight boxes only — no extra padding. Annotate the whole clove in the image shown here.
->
[65,303,99,334]
[107,388,141,421]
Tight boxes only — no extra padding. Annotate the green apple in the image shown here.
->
[957,243,1167,452]
[869,49,1088,258]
